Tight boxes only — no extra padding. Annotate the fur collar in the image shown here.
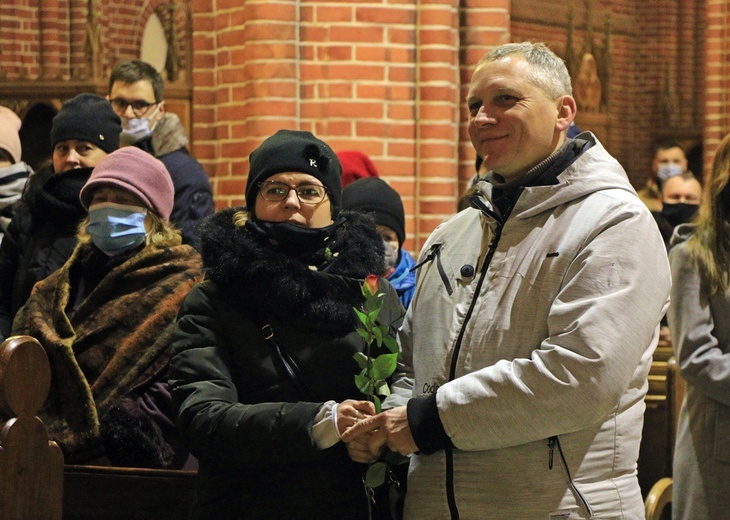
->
[200,208,386,330]
[151,113,189,157]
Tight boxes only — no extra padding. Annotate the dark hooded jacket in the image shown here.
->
[0,166,91,340]
[169,208,405,520]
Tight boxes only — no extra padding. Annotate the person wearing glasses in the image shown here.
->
[0,93,121,340]
[168,129,405,519]
[108,59,214,249]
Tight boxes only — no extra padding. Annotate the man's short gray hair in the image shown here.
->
[476,42,573,99]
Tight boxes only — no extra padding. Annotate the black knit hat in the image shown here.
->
[246,129,342,210]
[50,93,121,155]
[342,177,406,246]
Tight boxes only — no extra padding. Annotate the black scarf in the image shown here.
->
[27,167,92,224]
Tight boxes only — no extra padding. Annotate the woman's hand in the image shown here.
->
[336,399,376,437]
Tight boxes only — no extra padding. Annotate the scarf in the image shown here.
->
[12,240,202,462]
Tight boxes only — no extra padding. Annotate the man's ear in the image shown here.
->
[555,95,577,132]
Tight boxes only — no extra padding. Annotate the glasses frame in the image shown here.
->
[109,98,158,118]
[257,180,329,205]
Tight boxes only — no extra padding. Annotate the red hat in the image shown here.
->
[336,150,379,188]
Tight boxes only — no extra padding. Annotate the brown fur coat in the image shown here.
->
[12,239,202,463]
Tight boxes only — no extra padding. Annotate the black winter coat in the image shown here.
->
[0,166,91,339]
[169,208,405,520]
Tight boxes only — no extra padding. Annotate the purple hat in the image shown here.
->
[79,147,174,221]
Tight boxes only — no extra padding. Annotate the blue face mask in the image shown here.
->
[86,202,148,256]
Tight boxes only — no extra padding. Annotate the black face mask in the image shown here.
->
[245,217,345,257]
[661,202,699,228]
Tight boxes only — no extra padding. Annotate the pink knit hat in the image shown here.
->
[79,147,174,221]
[336,150,380,188]
[0,106,22,164]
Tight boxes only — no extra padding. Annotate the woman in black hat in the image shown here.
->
[169,129,406,519]
[0,93,122,339]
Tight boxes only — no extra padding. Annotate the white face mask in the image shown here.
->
[657,163,684,182]
[120,103,162,145]
[383,240,398,270]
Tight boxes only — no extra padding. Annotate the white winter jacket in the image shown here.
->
[395,134,671,519]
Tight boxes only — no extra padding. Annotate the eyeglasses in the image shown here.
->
[258,181,329,204]
[109,98,158,118]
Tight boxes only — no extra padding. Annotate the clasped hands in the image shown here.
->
[337,401,417,463]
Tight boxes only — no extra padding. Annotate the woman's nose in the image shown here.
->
[282,188,301,208]
[66,149,81,164]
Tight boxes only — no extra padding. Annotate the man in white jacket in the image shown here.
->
[344,42,671,519]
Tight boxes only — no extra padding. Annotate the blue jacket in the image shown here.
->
[388,248,416,308]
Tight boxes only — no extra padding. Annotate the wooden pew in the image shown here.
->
[0,336,197,520]
[638,338,685,499]
[0,335,64,520]
[63,464,196,520]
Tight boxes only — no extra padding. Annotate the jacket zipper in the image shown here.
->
[444,203,507,520]
[548,436,594,518]
[411,243,453,295]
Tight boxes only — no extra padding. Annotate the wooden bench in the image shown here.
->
[0,335,64,520]
[0,336,197,520]
[638,342,683,498]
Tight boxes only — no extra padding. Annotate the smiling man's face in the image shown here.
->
[467,56,573,183]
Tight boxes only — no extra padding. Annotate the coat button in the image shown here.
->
[460,264,475,278]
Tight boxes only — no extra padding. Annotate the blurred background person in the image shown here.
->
[0,106,33,243]
[667,132,730,520]
[343,176,416,308]
[652,170,702,249]
[0,93,121,340]
[108,59,214,248]
[638,140,688,212]
[12,146,202,468]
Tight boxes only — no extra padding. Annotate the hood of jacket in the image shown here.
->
[475,133,637,222]
[199,207,386,331]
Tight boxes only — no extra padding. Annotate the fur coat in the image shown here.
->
[13,238,202,464]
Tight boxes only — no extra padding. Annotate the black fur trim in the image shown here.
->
[199,208,386,330]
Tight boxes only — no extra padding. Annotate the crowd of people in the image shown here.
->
[0,42,726,520]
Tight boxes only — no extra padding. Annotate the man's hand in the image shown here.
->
[342,406,418,457]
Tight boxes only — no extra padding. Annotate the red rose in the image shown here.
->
[364,274,379,296]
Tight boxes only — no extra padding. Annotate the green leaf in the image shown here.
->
[368,303,382,322]
[373,394,382,413]
[372,326,383,347]
[354,374,372,394]
[375,379,391,397]
[371,353,398,379]
[365,461,387,488]
[382,334,399,354]
[353,352,369,370]
[354,308,369,327]
[355,328,370,341]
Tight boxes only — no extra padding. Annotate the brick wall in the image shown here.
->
[705,0,730,171]
[511,0,705,188]
[0,0,715,252]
